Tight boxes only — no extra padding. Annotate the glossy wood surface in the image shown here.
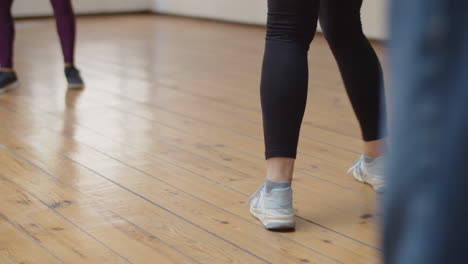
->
[0,14,384,264]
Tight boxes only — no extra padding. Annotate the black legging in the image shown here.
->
[261,0,384,159]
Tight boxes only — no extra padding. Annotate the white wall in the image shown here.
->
[13,0,388,39]
[152,0,388,40]
[12,0,151,17]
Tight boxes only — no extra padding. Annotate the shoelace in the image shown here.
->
[246,184,265,207]
[347,156,367,181]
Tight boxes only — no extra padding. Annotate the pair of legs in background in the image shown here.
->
[0,0,84,92]
[250,0,386,230]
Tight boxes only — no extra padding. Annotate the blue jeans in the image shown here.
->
[384,0,468,263]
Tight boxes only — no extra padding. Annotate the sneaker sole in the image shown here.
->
[68,83,84,89]
[352,172,367,183]
[0,81,19,94]
[250,207,296,230]
[351,171,384,192]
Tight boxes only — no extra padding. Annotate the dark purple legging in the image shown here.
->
[0,0,76,68]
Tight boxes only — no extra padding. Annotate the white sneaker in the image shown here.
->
[348,155,385,192]
[249,184,296,230]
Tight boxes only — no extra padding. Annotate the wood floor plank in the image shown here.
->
[1,89,379,244]
[0,93,379,264]
[1,89,378,248]
[58,86,366,191]
[0,213,62,264]
[69,87,362,160]
[0,112,338,264]
[0,137,266,264]
[18,15,371,140]
[0,175,129,264]
[2,89,369,194]
[88,86,363,153]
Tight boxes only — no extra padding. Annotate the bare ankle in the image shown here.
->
[1,68,14,73]
[363,139,386,157]
[266,157,295,182]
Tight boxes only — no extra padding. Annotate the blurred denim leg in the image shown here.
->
[384,0,468,263]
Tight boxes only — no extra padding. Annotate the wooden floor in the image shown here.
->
[0,14,384,264]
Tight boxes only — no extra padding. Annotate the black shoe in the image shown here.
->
[0,71,18,93]
[65,66,84,89]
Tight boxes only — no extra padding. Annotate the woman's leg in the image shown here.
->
[50,0,76,65]
[0,0,18,92]
[319,0,385,147]
[319,0,386,191]
[0,0,15,70]
[50,0,84,89]
[251,0,320,230]
[261,0,320,178]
